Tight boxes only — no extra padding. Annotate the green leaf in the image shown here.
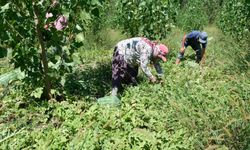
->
[0,2,10,13]
[76,33,85,42]
[76,24,83,31]
[48,61,60,70]
[60,77,66,87]
[91,0,101,6]
[80,11,92,22]
[31,87,43,99]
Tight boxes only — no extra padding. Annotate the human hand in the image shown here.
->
[149,76,157,83]
[180,47,185,52]
[201,59,205,66]
[176,58,181,64]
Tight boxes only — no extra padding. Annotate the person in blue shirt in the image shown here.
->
[176,31,208,64]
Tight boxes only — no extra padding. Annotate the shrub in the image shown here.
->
[217,0,250,44]
[176,0,209,32]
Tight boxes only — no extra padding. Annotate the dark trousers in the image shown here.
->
[112,47,138,92]
[185,42,203,63]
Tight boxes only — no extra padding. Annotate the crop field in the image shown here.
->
[0,0,249,149]
[0,25,249,149]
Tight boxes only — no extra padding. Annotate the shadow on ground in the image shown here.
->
[181,53,197,62]
[64,62,112,99]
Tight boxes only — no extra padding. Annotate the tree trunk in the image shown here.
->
[32,2,51,100]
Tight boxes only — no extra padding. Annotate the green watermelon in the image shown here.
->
[97,96,121,107]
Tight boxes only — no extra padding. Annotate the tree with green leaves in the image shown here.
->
[116,0,178,40]
[0,0,103,100]
[217,0,249,44]
[176,0,208,31]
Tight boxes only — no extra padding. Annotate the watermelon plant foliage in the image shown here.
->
[0,0,249,149]
[0,25,249,150]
